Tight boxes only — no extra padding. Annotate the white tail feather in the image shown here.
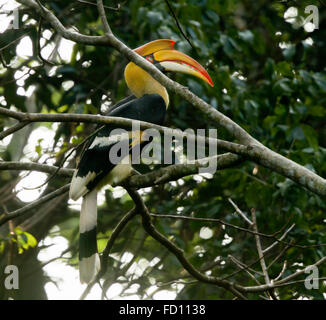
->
[79,253,101,284]
[79,189,100,283]
[80,189,97,233]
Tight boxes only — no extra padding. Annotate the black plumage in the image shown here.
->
[74,93,166,189]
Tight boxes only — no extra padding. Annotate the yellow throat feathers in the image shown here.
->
[124,62,169,107]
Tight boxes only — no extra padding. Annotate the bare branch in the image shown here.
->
[251,208,271,286]
[0,121,30,140]
[244,255,326,292]
[228,198,253,226]
[100,208,138,276]
[228,254,262,285]
[96,0,113,35]
[126,187,248,299]
[123,153,242,188]
[149,213,282,241]
[0,106,242,152]
[0,184,70,226]
[263,223,295,254]
[164,0,195,50]
[273,260,287,282]
[0,161,73,177]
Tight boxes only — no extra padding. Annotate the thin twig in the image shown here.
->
[251,208,270,286]
[37,17,57,66]
[163,0,195,51]
[228,198,253,226]
[0,184,70,226]
[228,255,262,285]
[263,223,295,254]
[273,260,287,282]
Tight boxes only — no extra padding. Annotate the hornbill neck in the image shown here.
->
[124,62,169,107]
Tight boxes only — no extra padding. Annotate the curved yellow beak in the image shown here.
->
[134,39,214,87]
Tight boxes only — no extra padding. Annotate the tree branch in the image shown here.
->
[0,152,240,188]
[0,161,73,177]
[125,187,248,299]
[96,0,112,35]
[99,208,138,277]
[0,121,31,140]
[0,184,70,226]
[251,208,273,299]
[2,104,326,196]
[122,153,242,188]
[243,255,326,293]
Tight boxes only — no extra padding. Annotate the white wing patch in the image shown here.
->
[88,133,130,150]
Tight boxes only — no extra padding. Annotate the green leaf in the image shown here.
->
[273,78,293,95]
[301,124,319,150]
[238,30,254,44]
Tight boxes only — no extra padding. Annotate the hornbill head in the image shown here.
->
[124,39,213,106]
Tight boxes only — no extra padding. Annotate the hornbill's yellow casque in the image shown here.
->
[69,39,213,284]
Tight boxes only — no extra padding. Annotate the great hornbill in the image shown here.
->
[69,39,213,283]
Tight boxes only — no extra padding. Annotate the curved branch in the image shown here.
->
[0,106,238,150]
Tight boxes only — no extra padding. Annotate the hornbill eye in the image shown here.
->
[144,54,167,73]
[145,54,154,63]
